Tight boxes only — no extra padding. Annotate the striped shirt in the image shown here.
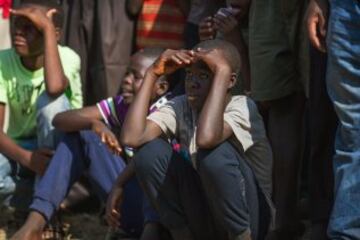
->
[97,94,171,157]
[136,0,185,50]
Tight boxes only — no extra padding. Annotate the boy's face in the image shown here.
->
[11,5,48,57]
[185,61,213,111]
[121,54,154,105]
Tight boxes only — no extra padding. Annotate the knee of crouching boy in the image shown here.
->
[133,138,171,175]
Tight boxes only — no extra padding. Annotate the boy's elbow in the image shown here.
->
[46,78,69,97]
[120,135,141,149]
[196,133,219,149]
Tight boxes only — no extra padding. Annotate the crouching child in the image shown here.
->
[120,40,274,240]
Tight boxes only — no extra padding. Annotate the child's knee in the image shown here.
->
[134,138,172,176]
[36,92,70,121]
[196,141,237,177]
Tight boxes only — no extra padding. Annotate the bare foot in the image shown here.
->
[10,227,42,240]
[10,212,46,240]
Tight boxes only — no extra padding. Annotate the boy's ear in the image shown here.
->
[155,80,169,97]
[228,72,237,89]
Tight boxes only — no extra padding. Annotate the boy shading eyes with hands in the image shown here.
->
[121,40,273,240]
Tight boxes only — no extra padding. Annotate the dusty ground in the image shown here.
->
[0,207,109,240]
[0,199,311,240]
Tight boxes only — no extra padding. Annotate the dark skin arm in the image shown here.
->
[11,7,69,97]
[195,49,234,148]
[53,105,101,132]
[53,106,122,155]
[120,50,195,148]
[106,160,136,228]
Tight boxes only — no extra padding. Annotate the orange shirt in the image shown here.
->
[136,0,185,50]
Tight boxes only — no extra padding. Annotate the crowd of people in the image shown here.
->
[0,0,359,240]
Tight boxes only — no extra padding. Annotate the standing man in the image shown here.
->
[247,0,309,239]
[307,0,360,239]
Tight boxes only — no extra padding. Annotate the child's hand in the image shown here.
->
[195,48,232,74]
[28,148,54,175]
[151,49,195,76]
[105,186,124,229]
[92,121,122,156]
[213,8,239,35]
[199,16,216,41]
[11,7,57,32]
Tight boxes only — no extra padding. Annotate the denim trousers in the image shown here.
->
[326,1,360,239]
[0,93,70,207]
[134,138,271,240]
[31,130,157,237]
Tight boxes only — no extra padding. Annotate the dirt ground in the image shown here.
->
[0,197,312,240]
[1,211,311,240]
[0,207,109,240]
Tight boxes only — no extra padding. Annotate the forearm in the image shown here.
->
[53,113,94,132]
[43,25,68,97]
[0,132,31,166]
[113,160,136,188]
[120,69,158,147]
[53,106,102,132]
[197,69,231,147]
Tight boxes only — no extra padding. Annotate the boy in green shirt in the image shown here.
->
[0,0,82,203]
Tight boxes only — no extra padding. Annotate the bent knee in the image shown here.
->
[197,141,239,173]
[134,138,172,176]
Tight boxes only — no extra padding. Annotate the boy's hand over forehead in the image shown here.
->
[152,49,195,76]
[195,48,232,74]
[11,7,57,32]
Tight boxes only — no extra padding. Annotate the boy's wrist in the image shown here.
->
[21,150,33,167]
[42,22,56,35]
[146,66,162,80]
[214,65,232,75]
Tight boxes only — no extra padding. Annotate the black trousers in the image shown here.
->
[134,138,270,240]
[308,47,337,240]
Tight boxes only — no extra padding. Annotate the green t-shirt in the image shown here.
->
[0,45,83,141]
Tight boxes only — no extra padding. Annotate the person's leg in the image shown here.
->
[0,153,16,200]
[134,138,223,240]
[36,93,70,149]
[197,142,269,240]
[266,93,306,239]
[326,1,360,239]
[308,47,336,240]
[11,131,129,239]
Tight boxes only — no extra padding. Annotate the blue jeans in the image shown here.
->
[0,93,69,205]
[326,1,360,239]
[31,130,157,237]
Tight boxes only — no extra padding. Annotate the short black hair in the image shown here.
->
[193,39,241,75]
[135,48,179,91]
[20,0,64,29]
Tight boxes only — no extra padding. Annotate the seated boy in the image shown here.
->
[11,48,172,240]
[120,40,273,240]
[0,0,82,204]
